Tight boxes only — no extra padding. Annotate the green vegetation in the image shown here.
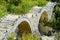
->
[0,0,60,40]
[0,0,47,17]
[43,0,60,31]
[0,5,7,18]
[18,33,40,40]
[54,32,60,40]
[7,33,40,40]
[7,32,15,40]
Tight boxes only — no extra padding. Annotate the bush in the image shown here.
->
[7,33,15,40]
[54,32,60,40]
[5,0,47,14]
[18,33,40,40]
[0,0,47,17]
[7,33,40,40]
[0,5,7,18]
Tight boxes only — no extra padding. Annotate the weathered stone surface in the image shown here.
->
[0,2,56,40]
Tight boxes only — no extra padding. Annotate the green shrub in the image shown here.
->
[7,33,15,40]
[5,0,47,14]
[0,0,47,16]
[0,5,7,18]
[54,32,60,40]
[7,33,40,40]
[18,33,40,40]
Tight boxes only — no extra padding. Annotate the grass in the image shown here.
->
[18,33,40,40]
[7,32,40,40]
[7,32,15,40]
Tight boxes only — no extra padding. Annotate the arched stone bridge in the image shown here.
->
[0,2,56,40]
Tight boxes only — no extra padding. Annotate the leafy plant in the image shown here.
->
[0,5,7,18]
[18,33,40,40]
[54,32,60,40]
[0,0,47,17]
[7,32,15,40]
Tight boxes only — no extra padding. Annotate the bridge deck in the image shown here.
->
[0,14,19,40]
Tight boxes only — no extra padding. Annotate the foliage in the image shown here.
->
[43,16,60,31]
[53,0,60,31]
[54,32,60,40]
[7,32,15,40]
[46,0,60,2]
[0,0,7,18]
[46,0,60,31]
[53,5,60,31]
[0,5,7,18]
[0,0,47,16]
[7,33,40,40]
[18,33,40,40]
[47,0,60,31]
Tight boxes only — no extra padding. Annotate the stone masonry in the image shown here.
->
[0,2,56,40]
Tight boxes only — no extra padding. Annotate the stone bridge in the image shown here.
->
[0,2,56,40]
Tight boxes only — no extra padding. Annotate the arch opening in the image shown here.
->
[40,11,48,23]
[38,11,48,35]
[15,21,31,39]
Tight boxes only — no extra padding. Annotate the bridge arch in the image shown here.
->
[39,10,48,23]
[11,17,33,37]
[38,9,48,34]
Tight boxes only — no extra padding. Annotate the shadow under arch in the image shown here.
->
[15,21,32,40]
[38,11,48,35]
[39,11,48,23]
